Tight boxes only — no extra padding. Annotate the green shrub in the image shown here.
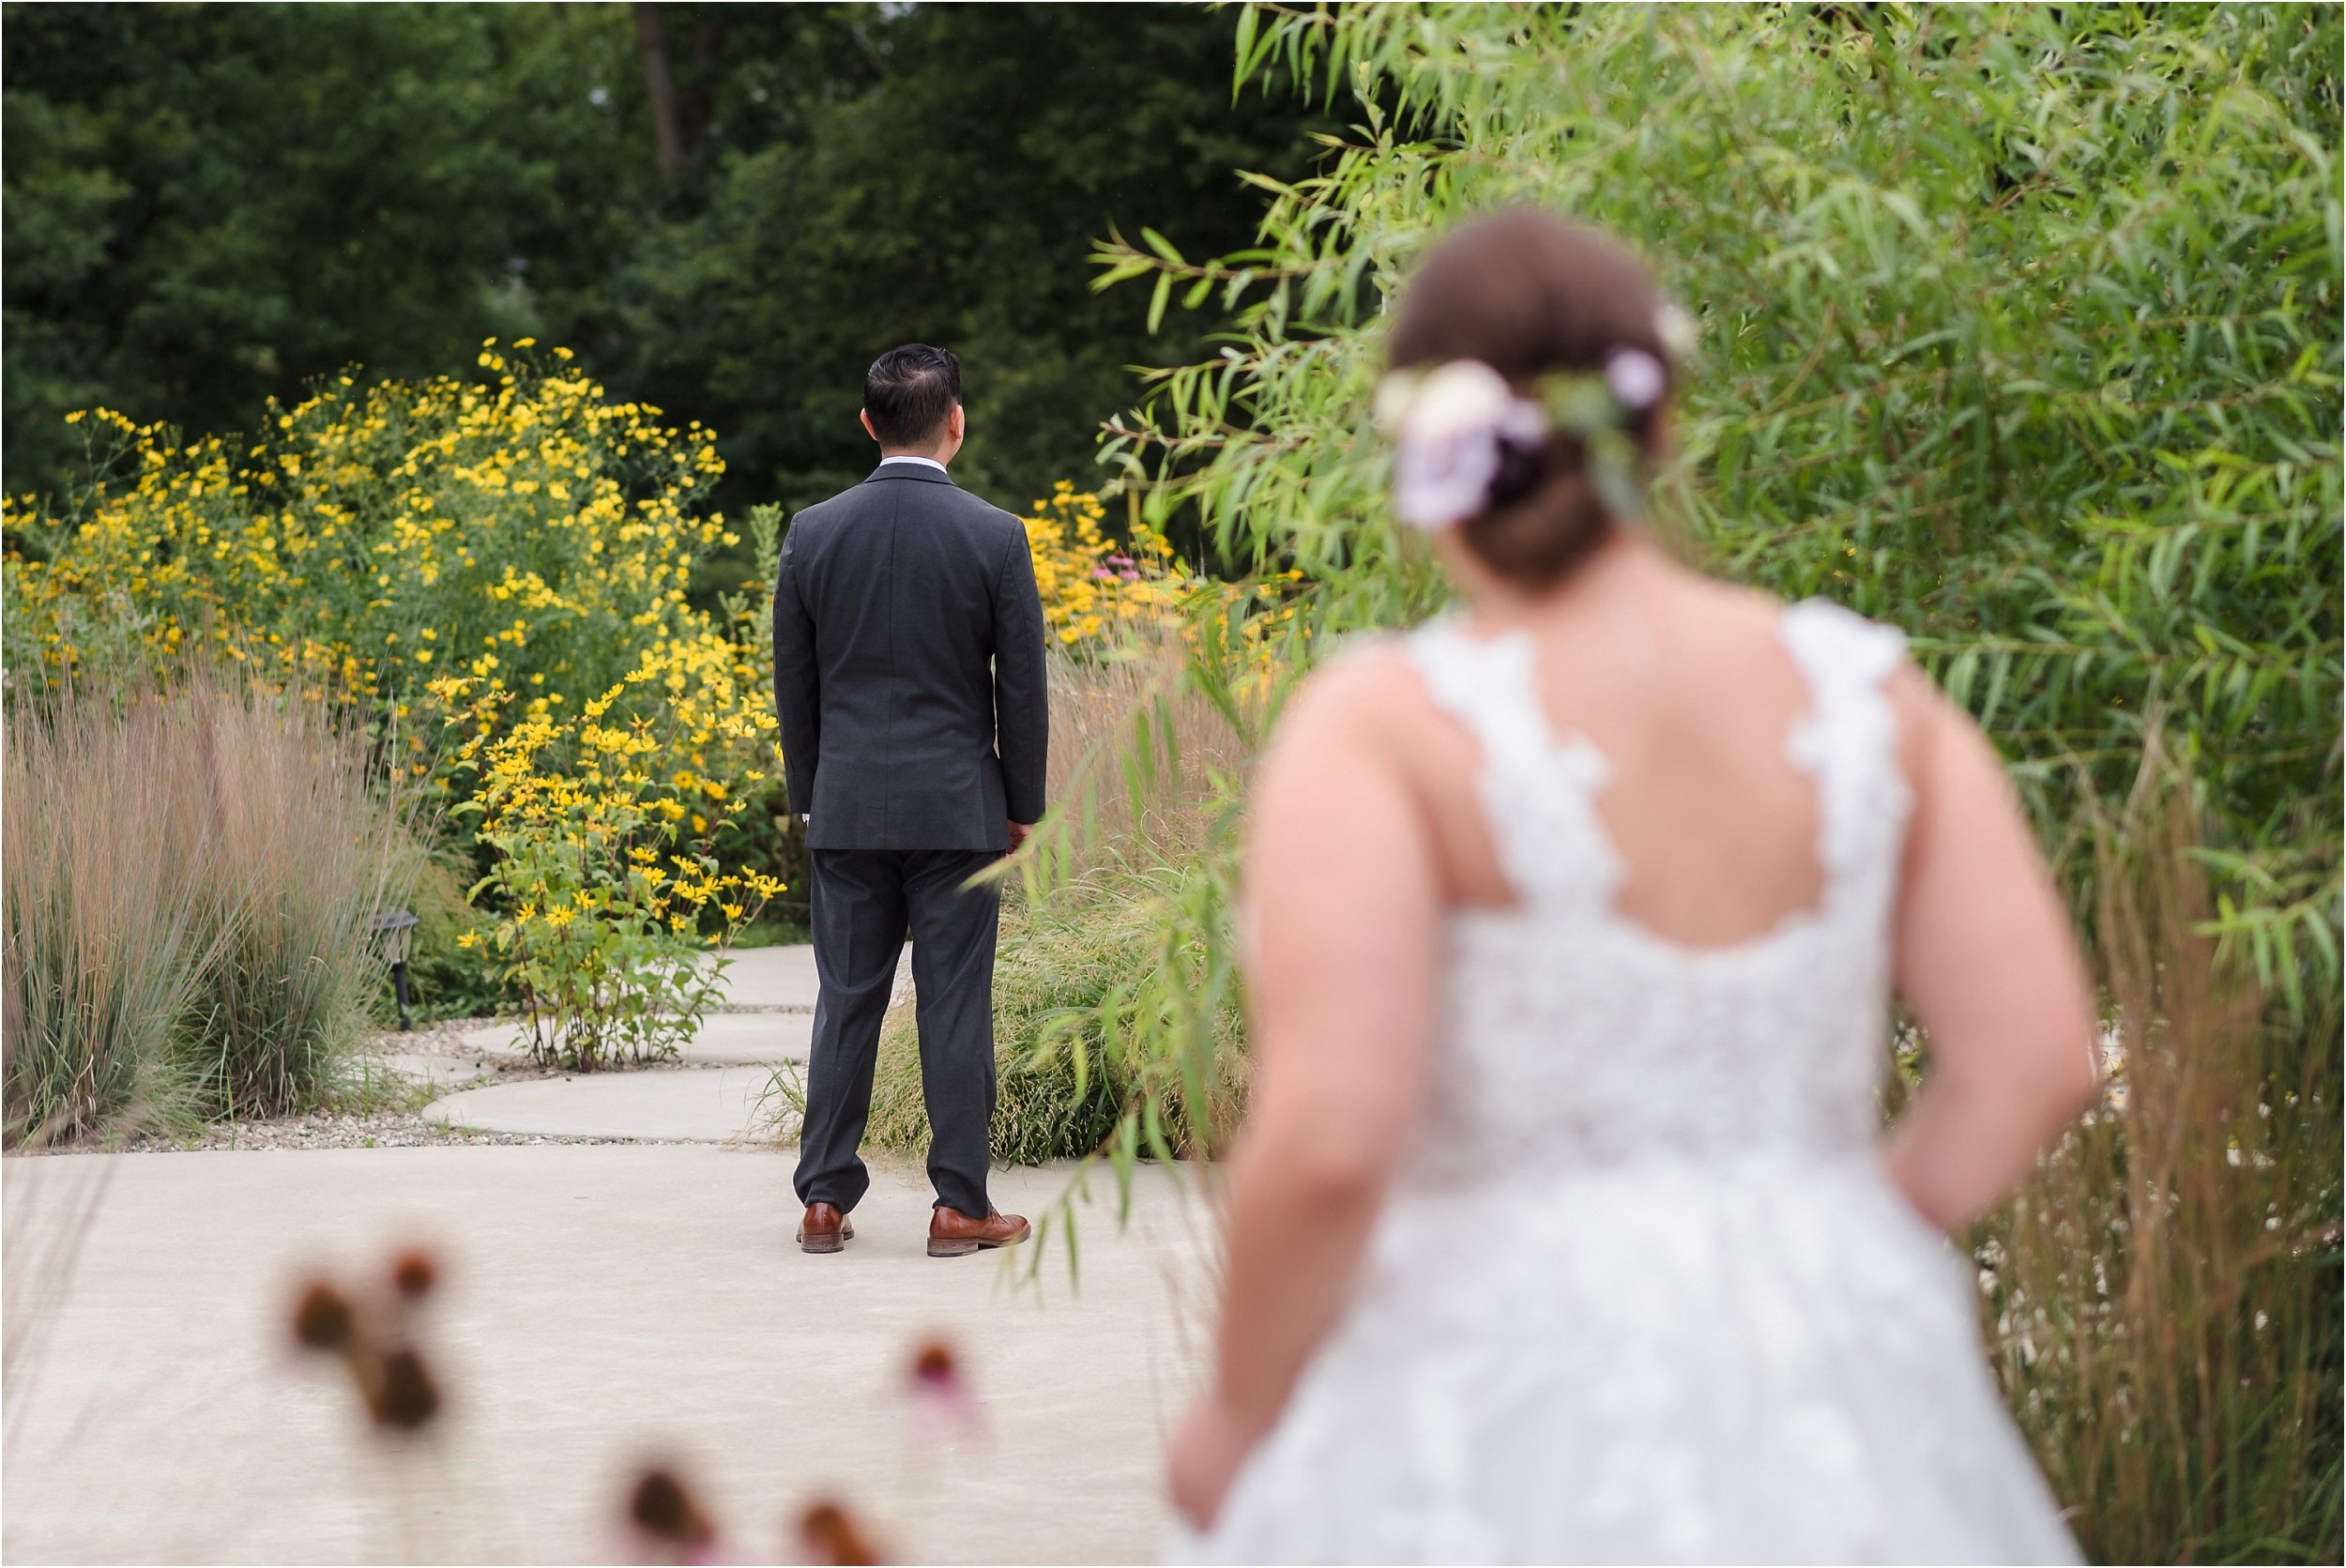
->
[449,680,784,1072]
[861,880,1245,1167]
[1049,6,2338,1559]
[398,849,511,1022]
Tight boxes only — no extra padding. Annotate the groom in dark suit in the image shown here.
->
[771,343,1048,1257]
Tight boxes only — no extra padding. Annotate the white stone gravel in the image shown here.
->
[102,1018,677,1155]
[122,1109,642,1152]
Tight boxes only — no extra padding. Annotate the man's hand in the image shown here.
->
[1005,819,1034,857]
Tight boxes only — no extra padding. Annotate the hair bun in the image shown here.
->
[1385,211,1675,590]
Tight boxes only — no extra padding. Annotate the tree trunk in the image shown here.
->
[633,2,685,184]
[681,10,724,156]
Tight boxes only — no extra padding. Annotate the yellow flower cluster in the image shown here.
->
[4,343,778,792]
[1022,482,1195,646]
[3,347,788,1044]
[1,345,1249,1025]
[10,344,724,690]
[1016,480,1309,694]
[440,670,784,1069]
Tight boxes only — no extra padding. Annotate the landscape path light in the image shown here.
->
[369,908,420,1031]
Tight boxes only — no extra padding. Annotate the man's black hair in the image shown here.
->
[862,343,962,448]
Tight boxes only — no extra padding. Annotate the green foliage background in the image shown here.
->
[1,2,1325,534]
[2,5,641,500]
[1051,6,2339,1560]
[1097,5,2339,988]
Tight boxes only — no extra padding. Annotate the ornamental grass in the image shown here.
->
[1977,739,2341,1562]
[4,687,217,1142]
[3,674,411,1142]
[815,647,1251,1167]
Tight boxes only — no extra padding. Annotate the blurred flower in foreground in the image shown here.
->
[794,1499,883,1566]
[287,1247,445,1434]
[391,1249,438,1299]
[905,1337,981,1444]
[625,1466,720,1565]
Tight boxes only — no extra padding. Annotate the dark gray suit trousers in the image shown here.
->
[792,847,998,1217]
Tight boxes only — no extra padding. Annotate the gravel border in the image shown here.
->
[118,1112,648,1152]
[14,1017,754,1156]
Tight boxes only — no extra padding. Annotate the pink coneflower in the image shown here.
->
[291,1280,355,1350]
[627,1467,719,1565]
[372,1347,440,1431]
[389,1249,438,1300]
[905,1337,982,1443]
[286,1250,445,1436]
[795,1499,882,1566]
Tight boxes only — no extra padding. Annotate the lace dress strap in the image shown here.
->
[1400,620,1622,911]
[1778,599,1913,925]
[1403,603,1912,926]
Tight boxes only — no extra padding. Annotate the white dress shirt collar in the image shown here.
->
[877,453,949,474]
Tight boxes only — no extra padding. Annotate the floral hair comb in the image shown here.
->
[1374,306,1692,532]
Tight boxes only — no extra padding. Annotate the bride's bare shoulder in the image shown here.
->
[1262,633,1436,757]
[1676,571,1800,634]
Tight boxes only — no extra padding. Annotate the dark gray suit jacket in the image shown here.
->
[771,462,1048,851]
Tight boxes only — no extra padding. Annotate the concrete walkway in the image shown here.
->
[425,945,845,1140]
[711,944,822,1010]
[3,1147,1215,1564]
[379,1054,495,1092]
[454,1012,815,1069]
[426,1066,777,1142]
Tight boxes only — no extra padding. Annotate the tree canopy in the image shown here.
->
[1,3,1322,520]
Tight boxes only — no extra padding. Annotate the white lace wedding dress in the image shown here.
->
[1179,601,2079,1564]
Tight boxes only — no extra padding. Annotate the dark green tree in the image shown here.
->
[3,3,1322,530]
[2,3,647,504]
[604,4,1327,519]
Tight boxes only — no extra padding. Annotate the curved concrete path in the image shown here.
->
[422,945,910,1141]
[708,943,821,1010]
[455,1011,814,1068]
[376,1053,495,1092]
[425,1066,777,1143]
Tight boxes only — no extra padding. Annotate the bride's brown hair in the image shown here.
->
[1387,211,1676,588]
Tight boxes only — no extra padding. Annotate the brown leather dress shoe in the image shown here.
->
[927,1205,1031,1257]
[797,1202,854,1255]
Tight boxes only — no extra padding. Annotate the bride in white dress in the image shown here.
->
[1167,212,2099,1563]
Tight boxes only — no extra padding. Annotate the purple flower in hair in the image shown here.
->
[1379,359,1545,531]
[1604,348,1668,412]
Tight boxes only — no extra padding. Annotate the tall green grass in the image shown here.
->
[863,874,1246,1168]
[3,677,412,1142]
[175,686,411,1117]
[831,649,1251,1165]
[4,691,219,1141]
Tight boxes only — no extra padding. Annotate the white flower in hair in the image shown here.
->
[1654,302,1699,362]
[1604,348,1668,413]
[1379,358,1545,531]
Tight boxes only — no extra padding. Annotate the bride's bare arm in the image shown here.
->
[1884,673,2099,1231]
[1191,659,1444,1491]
